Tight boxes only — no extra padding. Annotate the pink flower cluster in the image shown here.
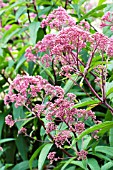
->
[5,115,15,127]
[41,6,76,30]
[100,12,113,31]
[54,130,71,148]
[47,152,59,164]
[77,150,88,160]
[25,7,113,78]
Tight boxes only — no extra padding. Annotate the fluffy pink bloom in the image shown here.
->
[107,37,113,57]
[47,152,59,164]
[91,32,109,51]
[32,104,45,117]
[54,130,71,148]
[41,7,76,30]
[25,46,37,62]
[45,122,56,134]
[77,150,88,160]
[100,12,113,32]
[5,115,15,127]
[74,121,85,134]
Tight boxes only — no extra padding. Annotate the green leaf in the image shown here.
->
[71,160,87,169]
[0,1,26,16]
[106,81,113,102]
[63,74,78,94]
[1,24,20,45]
[13,105,26,129]
[79,0,87,6]
[0,113,5,139]
[28,61,35,75]
[95,146,113,156]
[73,99,99,108]
[61,157,75,170]
[38,61,55,83]
[29,144,46,170]
[107,60,113,71]
[0,138,15,144]
[101,162,113,170]
[77,121,113,140]
[63,79,74,94]
[90,152,111,161]
[88,158,100,170]
[29,22,40,45]
[15,54,26,71]
[109,128,113,147]
[70,4,81,18]
[12,161,29,170]
[15,6,26,21]
[38,143,53,170]
[98,0,106,6]
[78,4,107,22]
[16,135,28,161]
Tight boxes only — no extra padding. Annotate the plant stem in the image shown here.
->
[101,51,106,102]
[26,3,31,23]
[65,0,69,9]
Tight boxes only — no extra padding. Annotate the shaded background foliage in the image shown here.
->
[0,0,113,169]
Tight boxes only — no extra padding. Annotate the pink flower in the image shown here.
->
[5,115,15,127]
[74,121,85,134]
[30,13,37,18]
[4,25,12,30]
[18,127,27,135]
[45,122,56,134]
[0,146,3,151]
[47,152,59,164]
[54,130,71,148]
[41,7,76,30]
[77,150,88,160]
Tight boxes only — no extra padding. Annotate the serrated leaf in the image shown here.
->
[38,143,53,170]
